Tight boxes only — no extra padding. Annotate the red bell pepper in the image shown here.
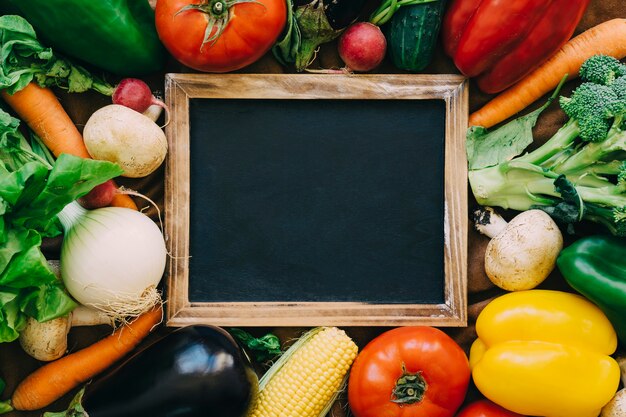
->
[442,0,590,93]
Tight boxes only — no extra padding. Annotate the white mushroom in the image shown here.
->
[473,207,563,291]
[601,388,626,417]
[19,305,113,361]
[18,260,113,361]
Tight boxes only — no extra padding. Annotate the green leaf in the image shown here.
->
[13,154,123,232]
[0,402,12,415]
[0,230,57,288]
[467,75,568,170]
[0,15,113,95]
[532,175,584,226]
[554,174,584,221]
[272,0,302,66]
[0,228,38,276]
[466,106,545,170]
[272,0,343,70]
[20,283,75,322]
[230,328,282,363]
[0,125,119,344]
[0,15,52,94]
[0,289,26,342]
[0,161,49,208]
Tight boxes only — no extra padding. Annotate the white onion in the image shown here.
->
[58,201,166,317]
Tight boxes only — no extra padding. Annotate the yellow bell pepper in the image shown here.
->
[470,290,620,417]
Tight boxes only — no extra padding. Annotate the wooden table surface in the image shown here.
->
[0,1,623,416]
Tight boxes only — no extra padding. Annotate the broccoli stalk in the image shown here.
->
[468,55,626,236]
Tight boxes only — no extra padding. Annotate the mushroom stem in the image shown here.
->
[19,306,113,362]
[473,206,509,238]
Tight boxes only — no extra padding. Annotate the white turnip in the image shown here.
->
[338,22,387,72]
[83,104,167,178]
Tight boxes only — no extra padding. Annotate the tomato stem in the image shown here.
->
[213,1,224,13]
[391,365,427,404]
[174,0,265,49]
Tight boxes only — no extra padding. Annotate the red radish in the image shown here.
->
[79,180,118,209]
[112,78,169,124]
[338,22,387,72]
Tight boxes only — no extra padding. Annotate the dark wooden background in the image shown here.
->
[0,1,623,416]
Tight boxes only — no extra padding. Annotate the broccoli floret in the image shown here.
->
[579,55,626,86]
[613,75,626,100]
[467,55,626,236]
[559,83,620,142]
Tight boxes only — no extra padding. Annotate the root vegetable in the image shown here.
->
[143,103,164,123]
[57,201,167,318]
[11,307,162,411]
[83,104,167,178]
[19,306,113,362]
[112,78,169,125]
[474,207,563,291]
[338,22,387,72]
[79,180,119,209]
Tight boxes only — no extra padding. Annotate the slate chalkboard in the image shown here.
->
[165,74,468,326]
[188,98,445,304]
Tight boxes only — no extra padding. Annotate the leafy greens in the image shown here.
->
[0,14,113,95]
[0,109,122,342]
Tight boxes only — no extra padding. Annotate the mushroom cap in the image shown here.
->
[484,210,563,291]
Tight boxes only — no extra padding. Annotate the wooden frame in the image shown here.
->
[164,74,469,327]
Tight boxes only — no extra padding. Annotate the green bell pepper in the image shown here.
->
[0,0,166,76]
[557,235,626,345]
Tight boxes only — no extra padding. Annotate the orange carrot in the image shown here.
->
[469,18,626,128]
[11,306,162,411]
[1,82,137,210]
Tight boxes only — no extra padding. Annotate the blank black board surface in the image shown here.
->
[188,98,446,304]
[164,74,468,327]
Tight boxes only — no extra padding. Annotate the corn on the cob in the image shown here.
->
[248,326,358,417]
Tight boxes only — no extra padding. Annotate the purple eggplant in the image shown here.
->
[45,326,258,417]
[273,0,368,71]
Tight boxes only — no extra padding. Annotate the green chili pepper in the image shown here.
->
[557,235,626,345]
[0,0,166,76]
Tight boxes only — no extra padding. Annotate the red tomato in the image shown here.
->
[155,0,286,72]
[456,400,525,417]
[348,326,471,417]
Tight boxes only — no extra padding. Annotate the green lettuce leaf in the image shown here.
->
[14,154,123,234]
[0,15,113,95]
[0,287,25,342]
[0,108,122,343]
